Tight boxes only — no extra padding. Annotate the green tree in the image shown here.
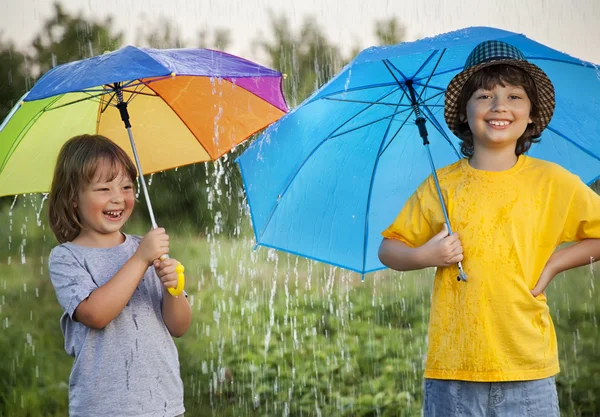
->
[197,28,231,50]
[31,3,122,75]
[0,38,30,121]
[256,13,346,107]
[374,18,406,46]
[256,14,406,108]
[135,17,185,48]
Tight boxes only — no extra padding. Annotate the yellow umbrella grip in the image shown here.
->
[159,254,185,297]
[168,263,185,297]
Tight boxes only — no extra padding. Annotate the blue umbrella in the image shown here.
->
[236,26,600,276]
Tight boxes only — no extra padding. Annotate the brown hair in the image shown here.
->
[454,64,542,157]
[48,134,137,243]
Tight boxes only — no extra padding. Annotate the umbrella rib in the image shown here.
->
[330,107,414,139]
[74,79,154,95]
[416,49,447,103]
[383,59,408,85]
[122,90,157,100]
[45,84,153,112]
[375,79,428,155]
[411,49,441,81]
[411,82,446,93]
[125,76,173,88]
[404,89,446,105]
[315,82,401,101]
[376,109,416,158]
[412,66,462,83]
[322,97,413,107]
[45,91,108,111]
[100,90,118,113]
[409,87,446,113]
[383,59,412,83]
[362,99,413,273]
[325,87,403,138]
[0,95,64,172]
[124,83,154,105]
[141,82,215,159]
[421,105,462,159]
[546,126,600,163]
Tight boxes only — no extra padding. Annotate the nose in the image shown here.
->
[110,192,124,204]
[491,96,508,112]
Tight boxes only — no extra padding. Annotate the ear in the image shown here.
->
[528,116,533,124]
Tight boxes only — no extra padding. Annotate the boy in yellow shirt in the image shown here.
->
[379,40,600,416]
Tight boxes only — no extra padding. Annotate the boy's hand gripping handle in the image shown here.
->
[446,223,467,282]
[159,254,185,296]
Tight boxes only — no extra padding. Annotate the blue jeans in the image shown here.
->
[423,377,559,417]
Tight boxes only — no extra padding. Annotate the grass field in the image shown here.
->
[0,204,598,416]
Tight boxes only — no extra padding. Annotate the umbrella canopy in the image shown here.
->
[0,45,287,197]
[236,26,600,275]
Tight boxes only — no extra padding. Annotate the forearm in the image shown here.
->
[546,238,600,275]
[378,238,431,271]
[162,292,192,337]
[75,254,149,329]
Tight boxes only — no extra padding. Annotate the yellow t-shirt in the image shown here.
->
[382,155,600,382]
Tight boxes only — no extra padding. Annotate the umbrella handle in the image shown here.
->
[159,254,186,297]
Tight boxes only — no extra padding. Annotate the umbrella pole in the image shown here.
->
[126,126,159,229]
[115,89,186,297]
[406,81,467,282]
[115,97,158,229]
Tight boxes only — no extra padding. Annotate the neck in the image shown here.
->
[469,145,519,172]
[72,231,125,248]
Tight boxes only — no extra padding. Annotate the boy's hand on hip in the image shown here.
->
[154,258,180,290]
[135,228,169,265]
[531,264,557,297]
[421,223,464,268]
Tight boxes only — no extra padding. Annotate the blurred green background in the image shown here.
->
[0,4,598,416]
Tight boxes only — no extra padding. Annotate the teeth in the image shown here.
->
[488,120,510,126]
[104,211,122,217]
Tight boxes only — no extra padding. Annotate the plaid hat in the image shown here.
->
[444,40,555,137]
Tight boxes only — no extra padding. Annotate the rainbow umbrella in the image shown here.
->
[0,45,288,294]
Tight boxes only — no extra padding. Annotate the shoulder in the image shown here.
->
[125,234,143,249]
[49,243,77,263]
[126,234,142,244]
[437,158,466,176]
[522,156,582,185]
[420,159,465,193]
[522,156,568,174]
[48,243,87,276]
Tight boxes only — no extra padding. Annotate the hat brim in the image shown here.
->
[444,59,555,138]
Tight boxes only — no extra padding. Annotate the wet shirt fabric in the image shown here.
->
[49,234,184,417]
[382,156,600,382]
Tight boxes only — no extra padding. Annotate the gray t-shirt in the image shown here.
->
[48,234,185,417]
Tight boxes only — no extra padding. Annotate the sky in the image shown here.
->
[1,0,599,67]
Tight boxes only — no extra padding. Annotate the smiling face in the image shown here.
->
[454,64,541,157]
[465,83,533,153]
[73,158,136,247]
